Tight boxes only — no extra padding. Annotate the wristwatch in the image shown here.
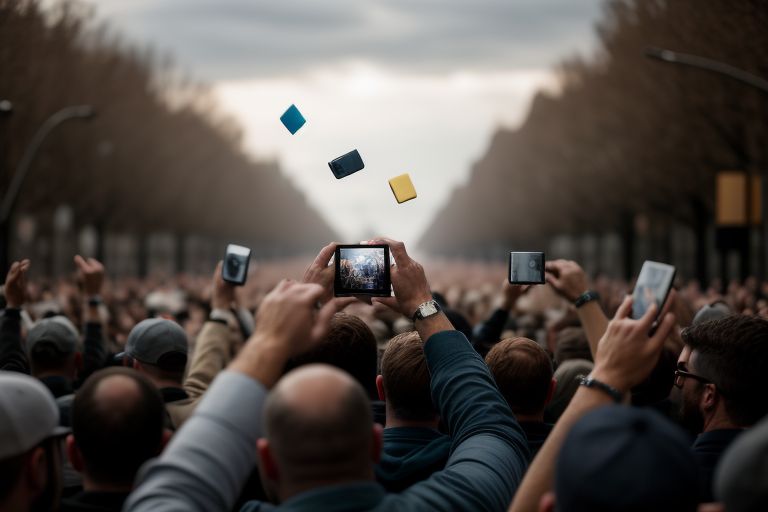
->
[412,299,441,322]
[579,376,623,403]
[573,290,600,308]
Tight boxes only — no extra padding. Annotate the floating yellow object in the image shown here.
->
[388,173,417,204]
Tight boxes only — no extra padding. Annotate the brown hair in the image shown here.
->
[486,337,553,416]
[380,331,436,422]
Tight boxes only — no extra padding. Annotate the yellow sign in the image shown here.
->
[716,172,762,226]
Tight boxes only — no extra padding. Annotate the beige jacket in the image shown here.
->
[167,320,242,428]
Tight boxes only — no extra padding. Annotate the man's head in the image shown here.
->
[486,338,555,420]
[285,313,378,400]
[0,372,67,512]
[67,367,166,490]
[677,315,768,433]
[27,316,81,379]
[120,318,189,385]
[541,405,699,512]
[377,331,437,424]
[258,364,381,501]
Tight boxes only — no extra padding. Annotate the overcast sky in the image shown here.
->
[76,0,604,249]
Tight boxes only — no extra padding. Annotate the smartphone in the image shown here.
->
[334,244,391,297]
[509,252,545,284]
[328,149,365,179]
[631,261,676,321]
[222,244,251,286]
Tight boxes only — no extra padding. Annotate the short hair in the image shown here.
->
[0,452,25,501]
[264,368,372,484]
[681,315,768,426]
[72,367,165,486]
[135,359,185,385]
[554,327,592,363]
[286,313,378,399]
[486,338,553,416]
[380,331,436,422]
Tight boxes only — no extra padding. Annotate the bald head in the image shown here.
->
[265,364,375,489]
[72,367,165,486]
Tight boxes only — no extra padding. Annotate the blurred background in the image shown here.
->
[1,0,766,284]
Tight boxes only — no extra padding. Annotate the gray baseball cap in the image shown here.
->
[692,301,732,326]
[117,318,188,371]
[26,316,80,356]
[0,372,69,459]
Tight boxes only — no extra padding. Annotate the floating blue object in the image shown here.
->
[280,104,306,134]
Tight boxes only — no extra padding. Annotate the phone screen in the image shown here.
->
[222,244,251,286]
[334,245,391,296]
[509,252,545,284]
[631,261,676,319]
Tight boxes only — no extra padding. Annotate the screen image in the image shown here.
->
[338,247,387,291]
[509,252,544,284]
[632,262,675,319]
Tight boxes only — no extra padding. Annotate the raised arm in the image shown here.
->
[183,261,242,400]
[0,260,31,373]
[370,238,530,511]
[125,280,354,512]
[545,259,609,357]
[473,282,529,357]
[74,255,108,384]
[508,295,676,512]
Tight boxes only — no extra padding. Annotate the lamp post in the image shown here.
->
[646,47,768,281]
[0,104,95,274]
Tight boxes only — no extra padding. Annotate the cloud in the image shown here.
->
[84,0,603,80]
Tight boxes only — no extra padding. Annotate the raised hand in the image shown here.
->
[74,255,105,297]
[545,259,589,302]
[4,259,31,308]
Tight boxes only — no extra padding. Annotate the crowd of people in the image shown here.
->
[1,239,767,512]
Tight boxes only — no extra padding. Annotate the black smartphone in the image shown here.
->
[222,244,251,286]
[509,252,545,284]
[328,149,365,179]
[631,261,676,321]
[334,244,391,297]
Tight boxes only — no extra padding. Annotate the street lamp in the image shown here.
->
[646,47,768,281]
[0,104,95,273]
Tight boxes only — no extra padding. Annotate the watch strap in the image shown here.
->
[412,300,441,322]
[579,376,623,403]
[574,290,600,308]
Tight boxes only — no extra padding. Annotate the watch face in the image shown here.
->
[420,301,438,317]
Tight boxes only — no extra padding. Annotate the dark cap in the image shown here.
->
[555,405,699,512]
[27,316,80,356]
[715,416,768,512]
[118,318,188,371]
[692,301,732,326]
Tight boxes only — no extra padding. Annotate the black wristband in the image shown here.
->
[574,290,600,308]
[579,376,623,403]
[87,296,102,307]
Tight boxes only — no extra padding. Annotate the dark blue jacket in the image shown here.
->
[375,427,450,492]
[242,329,530,512]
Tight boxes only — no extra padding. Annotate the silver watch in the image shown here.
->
[412,299,441,322]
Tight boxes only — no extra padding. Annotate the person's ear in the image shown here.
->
[376,375,386,402]
[257,438,279,482]
[371,423,383,465]
[544,378,557,406]
[25,445,48,497]
[538,491,556,512]
[701,383,718,411]
[66,434,84,473]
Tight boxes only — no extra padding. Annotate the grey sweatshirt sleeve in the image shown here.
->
[124,370,268,512]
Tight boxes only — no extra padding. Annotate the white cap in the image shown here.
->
[0,372,68,459]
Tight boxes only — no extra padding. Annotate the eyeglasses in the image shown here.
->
[673,368,712,389]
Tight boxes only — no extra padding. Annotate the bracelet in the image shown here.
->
[87,296,102,307]
[579,376,623,403]
[573,290,599,308]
